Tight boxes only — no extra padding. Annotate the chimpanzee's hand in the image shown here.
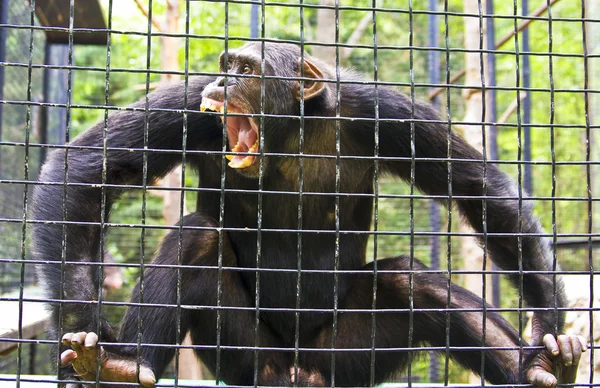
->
[61,332,156,387]
[527,333,587,388]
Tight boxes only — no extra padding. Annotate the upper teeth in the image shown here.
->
[200,101,225,113]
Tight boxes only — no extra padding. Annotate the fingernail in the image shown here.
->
[139,368,156,387]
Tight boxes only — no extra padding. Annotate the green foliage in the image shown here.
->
[491,1,590,239]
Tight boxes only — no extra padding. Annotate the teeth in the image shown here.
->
[226,140,259,168]
[225,143,242,161]
[228,157,254,169]
[200,101,224,113]
[240,157,253,168]
[228,158,242,168]
[249,140,258,153]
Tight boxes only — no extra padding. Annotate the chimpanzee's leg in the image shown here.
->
[293,256,563,387]
[61,212,286,386]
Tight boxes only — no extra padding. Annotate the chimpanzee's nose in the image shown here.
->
[217,77,225,87]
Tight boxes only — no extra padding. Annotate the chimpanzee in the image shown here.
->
[31,42,586,387]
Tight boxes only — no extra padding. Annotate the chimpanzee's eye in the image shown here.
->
[243,64,252,74]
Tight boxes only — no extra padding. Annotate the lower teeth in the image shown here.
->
[226,140,259,168]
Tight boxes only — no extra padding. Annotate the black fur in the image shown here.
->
[31,42,564,386]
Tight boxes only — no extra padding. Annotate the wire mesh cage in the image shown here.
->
[0,0,598,387]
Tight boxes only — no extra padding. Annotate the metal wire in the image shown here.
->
[0,1,598,387]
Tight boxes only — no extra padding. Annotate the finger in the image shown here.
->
[557,335,573,366]
[84,332,98,349]
[578,335,588,352]
[70,332,87,352]
[570,335,583,367]
[290,367,297,384]
[103,358,149,384]
[527,367,558,388]
[62,332,75,346]
[70,332,87,343]
[139,366,157,387]
[60,349,77,366]
[543,333,560,356]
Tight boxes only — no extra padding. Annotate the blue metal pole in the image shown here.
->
[522,0,532,195]
[428,0,440,271]
[0,0,8,149]
[39,42,51,165]
[428,0,440,381]
[250,2,259,38]
[486,0,501,309]
[0,0,8,170]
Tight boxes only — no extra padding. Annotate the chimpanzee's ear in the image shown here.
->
[296,58,327,101]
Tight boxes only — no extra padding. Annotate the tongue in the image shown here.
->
[238,120,257,149]
[228,120,258,169]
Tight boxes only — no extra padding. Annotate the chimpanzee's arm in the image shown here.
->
[352,86,565,345]
[31,76,221,341]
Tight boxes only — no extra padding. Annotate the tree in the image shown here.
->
[457,0,493,383]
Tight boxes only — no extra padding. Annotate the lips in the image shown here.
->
[200,97,259,169]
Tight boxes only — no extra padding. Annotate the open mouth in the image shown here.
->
[200,97,259,169]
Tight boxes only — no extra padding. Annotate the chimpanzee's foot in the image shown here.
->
[527,333,588,388]
[61,332,156,387]
[289,366,326,386]
[258,360,326,387]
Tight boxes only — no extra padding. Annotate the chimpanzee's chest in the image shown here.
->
[196,158,372,339]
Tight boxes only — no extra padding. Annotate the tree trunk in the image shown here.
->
[312,1,372,65]
[157,0,207,380]
[312,0,337,65]
[159,0,185,228]
[570,0,600,383]
[458,1,493,382]
[586,0,599,240]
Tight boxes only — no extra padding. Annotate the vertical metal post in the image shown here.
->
[428,0,440,381]
[28,338,37,375]
[486,0,501,309]
[522,0,533,194]
[39,42,50,165]
[250,1,259,38]
[0,0,8,166]
[584,0,599,237]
